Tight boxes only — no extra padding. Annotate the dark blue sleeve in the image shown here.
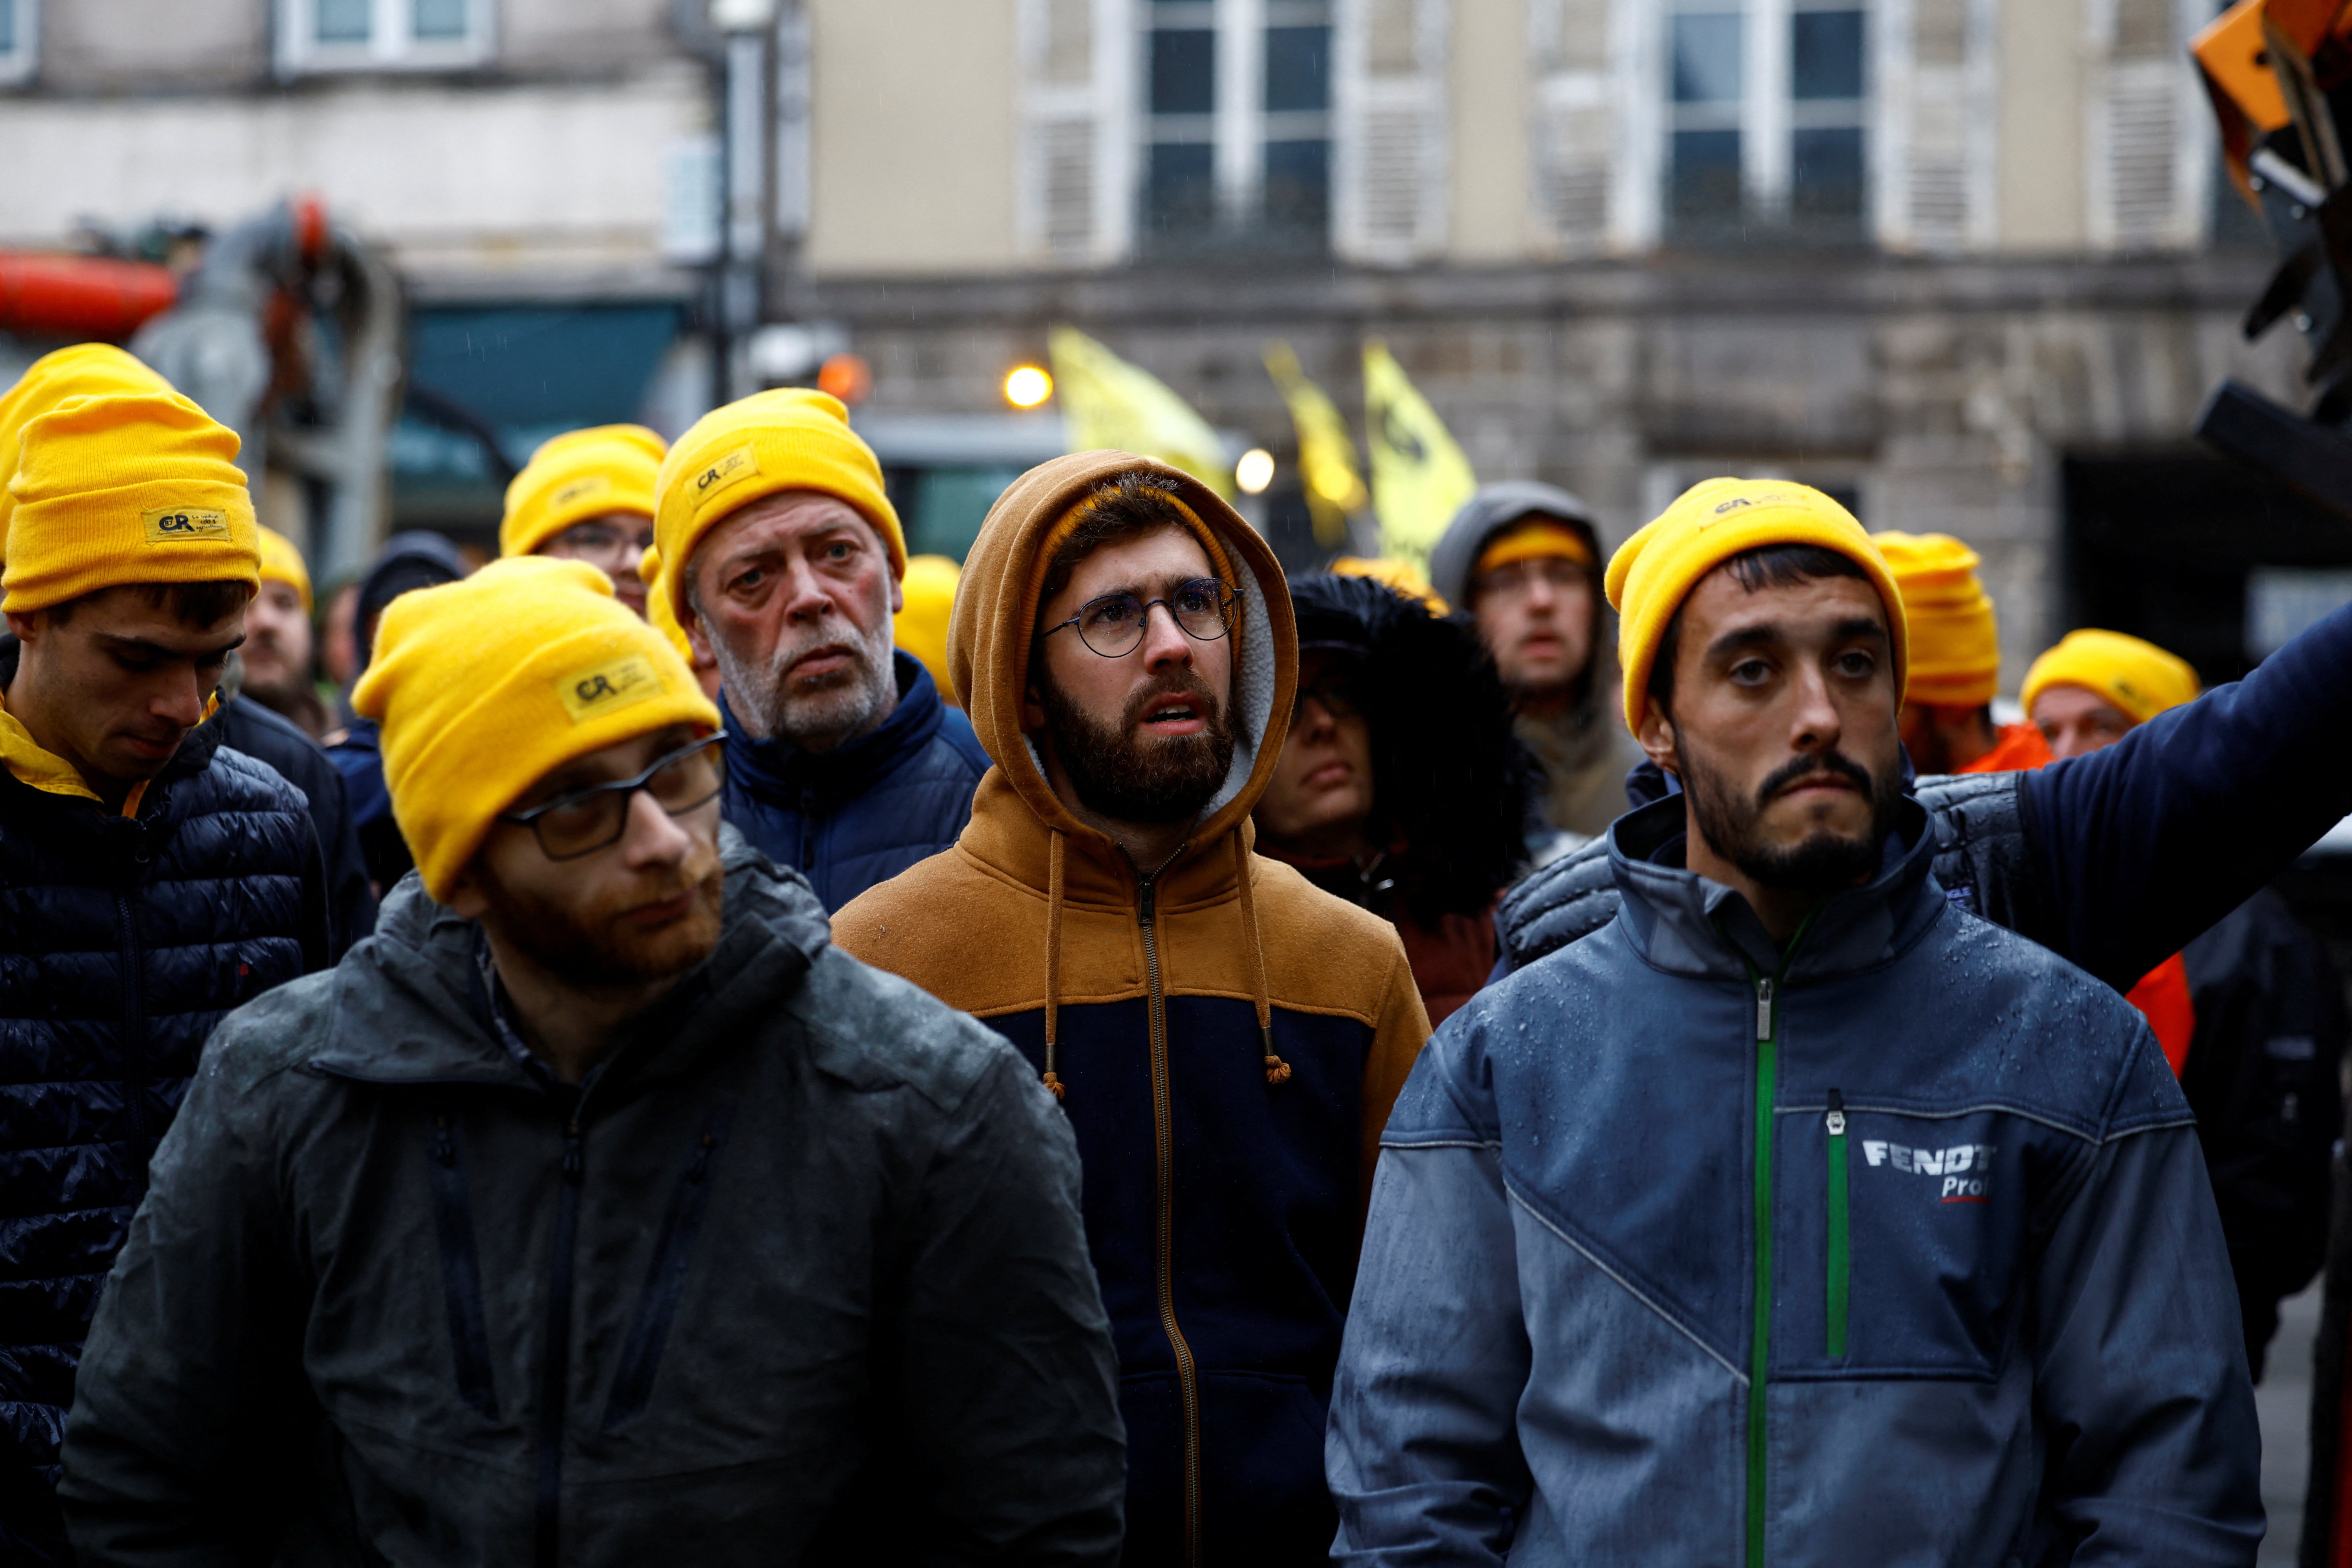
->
[2023,599,2352,991]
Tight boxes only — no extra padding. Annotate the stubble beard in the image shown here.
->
[1679,741,1903,895]
[479,846,727,990]
[715,616,899,751]
[1039,668,1238,827]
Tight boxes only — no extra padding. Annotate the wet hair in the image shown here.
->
[1647,543,1871,719]
[1286,572,1540,925]
[45,579,253,628]
[1035,470,1212,614]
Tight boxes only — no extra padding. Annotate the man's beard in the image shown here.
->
[1038,668,1238,827]
[713,615,898,750]
[1681,744,1903,895]
[478,844,727,990]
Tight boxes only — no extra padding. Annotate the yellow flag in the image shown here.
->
[1262,340,1368,549]
[1362,339,1477,570]
[1049,326,1233,497]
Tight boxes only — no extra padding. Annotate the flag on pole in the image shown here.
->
[1262,340,1368,549]
[1049,326,1233,497]
[1362,339,1477,570]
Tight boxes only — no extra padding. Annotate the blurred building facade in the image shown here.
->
[0,0,2338,677]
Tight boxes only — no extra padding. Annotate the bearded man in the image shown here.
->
[653,389,988,911]
[1329,481,2258,1566]
[59,555,1127,1566]
[835,456,1430,1568]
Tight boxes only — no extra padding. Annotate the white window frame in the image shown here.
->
[0,0,40,88]
[276,0,495,76]
[1141,0,1338,241]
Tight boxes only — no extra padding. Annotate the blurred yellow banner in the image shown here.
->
[1050,326,1233,498]
[1362,340,1476,570]
[1262,340,1367,549]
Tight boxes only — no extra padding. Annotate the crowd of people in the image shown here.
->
[3,337,2351,1564]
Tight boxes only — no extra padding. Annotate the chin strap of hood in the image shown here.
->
[1044,827,1067,1099]
[1232,833,1291,1085]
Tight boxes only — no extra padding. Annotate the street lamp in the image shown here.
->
[709,0,779,403]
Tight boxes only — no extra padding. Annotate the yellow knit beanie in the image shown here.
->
[501,423,667,559]
[639,543,697,665]
[1872,531,1997,707]
[3,390,259,615]
[894,553,961,702]
[352,554,722,903]
[257,525,314,613]
[0,344,176,561]
[1605,477,1907,733]
[2021,629,2199,728]
[653,389,902,629]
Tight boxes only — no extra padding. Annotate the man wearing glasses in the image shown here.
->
[836,456,1430,1567]
[1430,483,1643,850]
[60,556,1127,1564]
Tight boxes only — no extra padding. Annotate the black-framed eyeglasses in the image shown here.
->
[497,733,726,861]
[1042,577,1237,658]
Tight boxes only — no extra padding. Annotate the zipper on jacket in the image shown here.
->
[1137,855,1203,1568]
[1741,913,1816,1568]
[1824,1089,1849,1361]
[113,891,149,1170]
[601,1102,739,1430]
[535,1115,585,1568]
[427,1111,500,1418]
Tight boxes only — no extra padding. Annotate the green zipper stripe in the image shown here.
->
[1825,1109,1849,1359]
[1746,1020,1775,1568]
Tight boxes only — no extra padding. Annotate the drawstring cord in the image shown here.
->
[1043,829,1067,1100]
[1232,834,1292,1086]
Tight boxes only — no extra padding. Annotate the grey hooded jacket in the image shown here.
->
[1330,795,2260,1566]
[58,831,1126,1566]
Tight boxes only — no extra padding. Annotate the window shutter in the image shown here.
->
[1019,0,1130,266]
[1529,0,1615,254]
[1875,0,1995,253]
[2086,0,2206,250]
[1335,0,1450,264]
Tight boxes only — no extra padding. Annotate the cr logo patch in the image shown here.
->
[555,653,664,722]
[140,506,231,543]
[690,445,761,511]
[551,476,613,509]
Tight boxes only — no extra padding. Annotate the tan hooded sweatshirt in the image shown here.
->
[833,450,1428,1565]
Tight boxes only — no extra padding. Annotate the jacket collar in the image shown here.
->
[305,823,833,1093]
[1605,792,1943,983]
[719,650,942,808]
[957,765,1255,911]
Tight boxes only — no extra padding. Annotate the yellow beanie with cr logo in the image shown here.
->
[2,390,258,615]
[501,423,667,559]
[257,526,314,614]
[353,554,721,904]
[1605,477,1907,734]
[1872,531,1997,707]
[652,388,903,630]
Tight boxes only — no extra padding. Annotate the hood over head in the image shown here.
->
[950,449,1296,859]
[1428,480,1601,612]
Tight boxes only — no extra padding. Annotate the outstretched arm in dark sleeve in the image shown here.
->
[2023,598,2352,991]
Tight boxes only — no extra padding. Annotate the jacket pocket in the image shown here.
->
[425,1110,499,1419]
[600,1100,739,1430]
[1826,1089,1849,1360]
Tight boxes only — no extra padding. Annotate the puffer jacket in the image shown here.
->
[719,651,990,911]
[1331,794,2261,1566]
[58,831,1126,1565]
[212,691,377,955]
[0,689,327,1563]
[835,451,1430,1568]
[1496,595,2352,993]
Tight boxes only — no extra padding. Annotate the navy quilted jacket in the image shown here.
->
[719,652,990,912]
[0,716,327,1562]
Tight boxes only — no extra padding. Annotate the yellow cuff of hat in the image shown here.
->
[2021,629,2199,728]
[1473,520,1594,579]
[1606,477,1907,733]
[1331,554,1449,614]
[653,389,902,630]
[2,390,258,614]
[352,554,721,904]
[502,423,667,559]
[1872,530,1997,707]
[639,543,699,665]
[0,343,177,559]
[257,525,314,613]
[895,553,962,703]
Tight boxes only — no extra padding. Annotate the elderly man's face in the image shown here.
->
[686,491,903,753]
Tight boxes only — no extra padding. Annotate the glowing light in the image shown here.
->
[1235,447,1276,495]
[1004,365,1053,408]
